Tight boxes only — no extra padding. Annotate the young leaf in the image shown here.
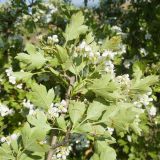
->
[27,110,51,132]
[69,100,86,125]
[15,48,47,70]
[88,75,121,101]
[131,75,159,93]
[100,146,116,160]
[86,101,106,120]
[24,43,36,54]
[63,11,88,42]
[56,116,67,131]
[13,72,33,81]
[29,83,54,110]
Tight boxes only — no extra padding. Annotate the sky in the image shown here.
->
[0,0,99,7]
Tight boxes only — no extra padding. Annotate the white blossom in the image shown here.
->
[5,67,16,85]
[0,133,19,145]
[0,103,14,117]
[140,48,148,56]
[107,127,114,135]
[52,146,72,160]
[102,50,115,59]
[149,106,156,116]
[23,99,35,115]
[111,25,122,33]
[127,135,132,142]
[47,35,59,44]
[16,83,23,89]
[145,33,152,40]
[123,60,131,69]
[104,60,115,75]
[48,100,68,118]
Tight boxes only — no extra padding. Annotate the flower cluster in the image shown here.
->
[47,35,59,44]
[0,133,19,145]
[116,74,131,90]
[70,134,90,150]
[5,67,16,84]
[22,99,35,115]
[5,67,23,89]
[48,100,67,118]
[52,146,72,160]
[0,103,14,117]
[44,3,58,23]
[149,106,157,116]
[104,60,115,76]
[133,92,153,108]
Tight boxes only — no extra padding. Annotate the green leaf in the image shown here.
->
[56,116,67,131]
[21,123,49,152]
[95,141,116,160]
[16,49,46,70]
[101,36,122,51]
[86,101,106,120]
[25,43,36,54]
[13,72,33,81]
[88,75,121,101]
[55,45,69,63]
[27,110,51,132]
[90,153,100,160]
[75,123,92,133]
[63,11,88,42]
[69,101,86,125]
[0,143,14,160]
[85,32,94,44]
[100,146,116,160]
[101,103,142,132]
[131,75,159,93]
[29,83,54,109]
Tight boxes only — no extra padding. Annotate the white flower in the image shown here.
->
[123,60,131,69]
[10,133,19,140]
[0,137,6,143]
[84,45,92,52]
[48,103,59,118]
[102,50,115,59]
[16,83,23,89]
[5,67,16,84]
[23,99,34,110]
[145,33,152,40]
[107,127,114,135]
[9,76,16,84]
[104,60,115,75]
[52,146,72,160]
[139,94,153,106]
[127,135,132,142]
[5,67,13,77]
[79,41,86,50]
[0,103,14,117]
[140,48,148,56]
[149,106,156,116]
[47,35,59,44]
[111,25,122,33]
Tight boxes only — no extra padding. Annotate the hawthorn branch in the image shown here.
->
[46,75,75,160]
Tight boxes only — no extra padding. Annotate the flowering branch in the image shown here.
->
[46,75,75,160]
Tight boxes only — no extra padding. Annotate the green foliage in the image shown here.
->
[29,83,55,110]
[63,11,88,42]
[0,1,159,160]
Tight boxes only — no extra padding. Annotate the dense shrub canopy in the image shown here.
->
[0,0,159,160]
